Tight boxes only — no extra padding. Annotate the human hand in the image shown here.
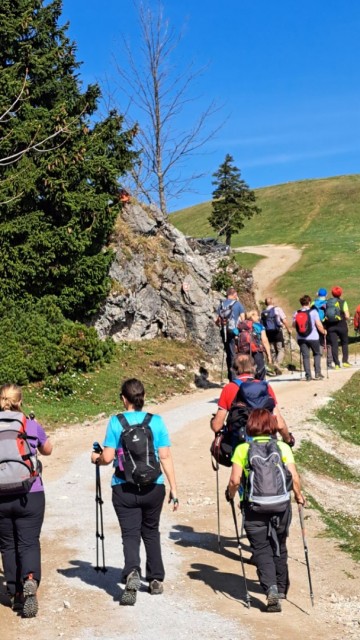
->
[225,487,233,502]
[287,432,295,448]
[168,491,179,511]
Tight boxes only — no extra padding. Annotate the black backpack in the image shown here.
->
[115,413,161,486]
[210,380,275,468]
[245,439,293,513]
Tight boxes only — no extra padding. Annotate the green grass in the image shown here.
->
[234,251,263,270]
[23,338,205,429]
[171,174,360,316]
[317,370,360,445]
[307,495,360,562]
[296,440,359,482]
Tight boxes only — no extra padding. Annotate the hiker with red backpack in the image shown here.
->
[0,384,53,618]
[215,287,245,382]
[225,408,305,612]
[91,378,178,606]
[210,354,293,446]
[293,295,327,381]
[353,304,360,334]
[236,310,272,380]
[324,286,351,369]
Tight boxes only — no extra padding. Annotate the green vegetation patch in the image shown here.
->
[317,371,360,445]
[307,495,360,562]
[296,440,359,482]
[233,252,263,270]
[23,338,205,428]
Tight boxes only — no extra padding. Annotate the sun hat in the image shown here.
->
[317,288,327,297]
[331,286,343,298]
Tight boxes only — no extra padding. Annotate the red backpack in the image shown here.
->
[354,305,360,331]
[236,321,263,354]
[294,309,312,337]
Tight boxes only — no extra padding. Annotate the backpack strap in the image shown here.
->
[117,412,153,430]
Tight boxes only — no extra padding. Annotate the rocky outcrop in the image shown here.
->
[93,201,254,354]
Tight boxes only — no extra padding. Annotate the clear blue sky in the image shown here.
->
[61,0,360,211]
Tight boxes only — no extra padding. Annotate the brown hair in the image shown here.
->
[299,295,312,307]
[0,384,23,411]
[232,354,256,375]
[120,378,145,410]
[246,409,278,437]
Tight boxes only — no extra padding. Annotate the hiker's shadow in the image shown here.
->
[188,562,265,611]
[170,524,252,563]
[57,560,133,601]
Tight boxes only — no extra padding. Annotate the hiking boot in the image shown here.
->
[314,374,324,380]
[22,576,38,618]
[11,592,24,612]
[120,569,141,606]
[305,375,313,381]
[148,579,164,595]
[266,585,281,612]
[334,365,341,370]
[342,362,352,368]
[278,592,287,599]
[273,365,283,376]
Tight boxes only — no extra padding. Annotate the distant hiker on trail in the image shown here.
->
[211,354,293,446]
[353,304,360,334]
[215,286,245,381]
[261,297,292,375]
[293,295,326,381]
[236,310,272,380]
[226,409,305,612]
[91,378,178,606]
[312,288,333,369]
[324,286,351,369]
[0,384,53,618]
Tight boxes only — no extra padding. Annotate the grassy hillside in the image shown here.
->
[172,174,360,315]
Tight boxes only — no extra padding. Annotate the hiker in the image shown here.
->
[237,310,272,380]
[210,354,293,446]
[353,304,360,334]
[293,295,327,381]
[226,408,305,612]
[324,286,351,369]
[0,384,53,617]
[91,378,178,606]
[312,288,333,369]
[261,297,292,374]
[215,286,245,382]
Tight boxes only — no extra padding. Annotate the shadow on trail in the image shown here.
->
[57,560,135,601]
[170,524,252,563]
[188,563,265,611]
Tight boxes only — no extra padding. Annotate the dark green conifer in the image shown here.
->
[0,0,136,318]
[209,154,260,247]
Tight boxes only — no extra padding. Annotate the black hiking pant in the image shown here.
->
[244,504,292,595]
[326,322,349,366]
[0,492,45,596]
[252,351,266,380]
[221,328,237,381]
[112,483,166,583]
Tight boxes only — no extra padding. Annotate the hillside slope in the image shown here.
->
[171,174,360,314]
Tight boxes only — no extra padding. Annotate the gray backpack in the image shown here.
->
[0,411,39,495]
[245,439,292,513]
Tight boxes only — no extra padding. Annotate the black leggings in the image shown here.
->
[0,492,45,596]
[327,323,349,365]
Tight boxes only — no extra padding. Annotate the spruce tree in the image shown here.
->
[0,0,136,318]
[209,154,260,247]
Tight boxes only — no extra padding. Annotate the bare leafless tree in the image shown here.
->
[111,2,223,213]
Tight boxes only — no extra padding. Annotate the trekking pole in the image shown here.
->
[230,499,251,608]
[93,442,107,573]
[324,335,329,379]
[215,462,221,550]
[220,349,225,385]
[298,504,314,607]
[299,350,303,380]
[288,331,293,374]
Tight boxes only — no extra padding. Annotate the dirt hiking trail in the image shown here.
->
[1,245,359,640]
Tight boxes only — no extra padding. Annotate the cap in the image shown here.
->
[331,286,343,298]
[317,288,327,297]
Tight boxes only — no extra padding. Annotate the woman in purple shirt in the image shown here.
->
[0,384,52,617]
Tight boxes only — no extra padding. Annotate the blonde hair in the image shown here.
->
[246,309,259,322]
[0,384,23,411]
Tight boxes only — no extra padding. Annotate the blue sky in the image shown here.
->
[61,0,360,211]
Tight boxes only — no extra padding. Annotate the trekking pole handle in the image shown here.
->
[93,441,103,454]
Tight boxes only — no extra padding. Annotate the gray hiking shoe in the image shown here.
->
[266,585,281,612]
[278,592,287,599]
[120,569,141,606]
[148,579,164,595]
[22,577,38,618]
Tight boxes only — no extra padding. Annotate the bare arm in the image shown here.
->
[158,446,179,511]
[210,408,227,433]
[261,329,272,363]
[38,438,53,456]
[287,462,305,504]
[273,406,291,444]
[227,462,243,500]
[315,318,326,334]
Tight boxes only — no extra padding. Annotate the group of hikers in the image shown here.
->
[216,285,354,382]
[0,282,354,618]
